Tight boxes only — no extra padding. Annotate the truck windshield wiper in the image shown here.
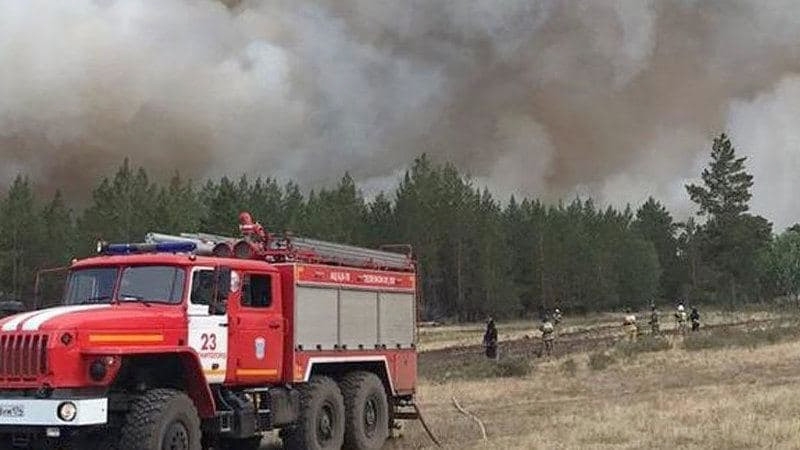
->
[119,294,152,307]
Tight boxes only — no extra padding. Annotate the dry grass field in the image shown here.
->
[391,311,800,449]
[260,309,800,449]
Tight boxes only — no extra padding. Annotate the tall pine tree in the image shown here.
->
[685,133,772,304]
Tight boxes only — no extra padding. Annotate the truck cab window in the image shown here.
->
[65,267,117,305]
[191,270,215,305]
[118,266,185,304]
[242,274,272,308]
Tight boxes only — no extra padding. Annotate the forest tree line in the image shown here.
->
[1,133,799,320]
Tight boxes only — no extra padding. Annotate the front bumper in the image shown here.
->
[0,397,107,426]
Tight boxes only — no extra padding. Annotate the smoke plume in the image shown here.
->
[2,0,800,228]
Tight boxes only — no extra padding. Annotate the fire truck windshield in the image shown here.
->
[64,265,186,305]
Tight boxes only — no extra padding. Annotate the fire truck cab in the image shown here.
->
[0,213,418,450]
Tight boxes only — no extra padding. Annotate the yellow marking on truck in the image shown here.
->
[236,369,278,376]
[204,369,226,376]
[88,334,164,343]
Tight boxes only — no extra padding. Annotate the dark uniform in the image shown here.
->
[690,307,700,332]
[649,306,660,335]
[483,319,498,360]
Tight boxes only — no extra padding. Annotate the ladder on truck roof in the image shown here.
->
[145,212,414,272]
[266,235,413,271]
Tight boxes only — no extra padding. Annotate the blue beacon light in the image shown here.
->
[154,242,197,253]
[100,241,197,254]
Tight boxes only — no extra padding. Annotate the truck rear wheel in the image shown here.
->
[340,372,389,450]
[283,376,345,450]
[118,388,202,450]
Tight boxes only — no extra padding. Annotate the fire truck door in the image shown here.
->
[187,267,229,384]
[230,271,283,383]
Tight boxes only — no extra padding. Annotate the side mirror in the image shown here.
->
[209,267,231,315]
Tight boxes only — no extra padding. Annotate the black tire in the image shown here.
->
[117,389,202,450]
[340,372,389,450]
[282,376,345,450]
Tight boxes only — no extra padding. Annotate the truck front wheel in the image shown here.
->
[341,372,389,450]
[117,388,202,450]
[283,376,345,450]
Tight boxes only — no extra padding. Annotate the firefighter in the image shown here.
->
[539,317,555,357]
[553,308,563,325]
[690,307,700,332]
[675,303,687,333]
[622,309,638,341]
[648,303,660,335]
[483,317,499,360]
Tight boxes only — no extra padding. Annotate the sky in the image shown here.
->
[1,0,800,228]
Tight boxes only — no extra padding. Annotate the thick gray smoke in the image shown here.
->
[1,0,800,228]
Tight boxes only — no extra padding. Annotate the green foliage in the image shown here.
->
[0,133,785,316]
[0,176,42,299]
[588,351,616,371]
[761,230,800,302]
[684,133,772,304]
[686,134,753,218]
[634,197,683,299]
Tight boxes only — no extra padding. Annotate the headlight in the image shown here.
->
[89,359,108,381]
[57,402,77,422]
[89,356,117,382]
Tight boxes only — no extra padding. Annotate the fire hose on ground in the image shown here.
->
[412,402,443,448]
[452,396,488,443]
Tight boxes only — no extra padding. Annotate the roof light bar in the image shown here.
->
[97,241,197,255]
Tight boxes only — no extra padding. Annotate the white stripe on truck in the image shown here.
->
[19,305,110,331]
[1,310,45,332]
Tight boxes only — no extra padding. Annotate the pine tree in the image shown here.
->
[634,197,682,300]
[199,177,243,235]
[762,229,800,305]
[79,159,158,249]
[364,192,395,247]
[685,133,772,304]
[154,172,202,234]
[0,176,41,300]
[687,134,753,219]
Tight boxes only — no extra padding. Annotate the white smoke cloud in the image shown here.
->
[728,76,800,231]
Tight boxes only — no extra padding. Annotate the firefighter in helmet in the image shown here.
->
[553,307,563,325]
[539,316,555,358]
[622,308,638,341]
[675,302,687,333]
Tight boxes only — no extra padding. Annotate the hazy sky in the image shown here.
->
[1,0,800,228]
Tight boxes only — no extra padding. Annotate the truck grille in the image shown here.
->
[0,334,49,380]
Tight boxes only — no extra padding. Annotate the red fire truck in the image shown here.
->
[0,213,418,450]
